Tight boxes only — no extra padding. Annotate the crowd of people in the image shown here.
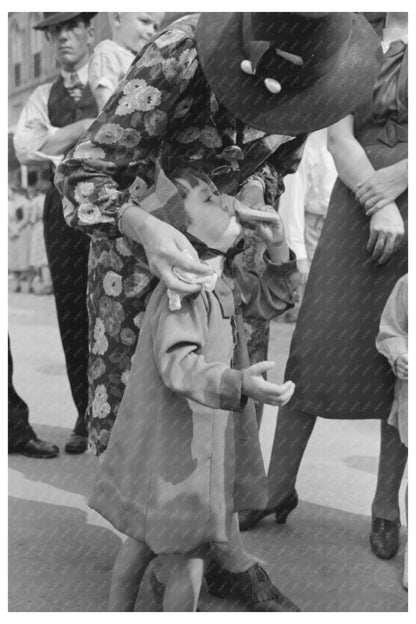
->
[9,11,408,611]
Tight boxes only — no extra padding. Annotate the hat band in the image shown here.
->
[242,13,352,87]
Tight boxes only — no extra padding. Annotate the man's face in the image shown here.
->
[179,178,243,251]
[46,18,94,71]
[117,12,164,54]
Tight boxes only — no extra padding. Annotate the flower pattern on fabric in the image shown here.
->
[55,15,305,455]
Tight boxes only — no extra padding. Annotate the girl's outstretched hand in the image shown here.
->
[243,361,295,406]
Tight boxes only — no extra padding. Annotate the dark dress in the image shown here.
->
[285,40,408,421]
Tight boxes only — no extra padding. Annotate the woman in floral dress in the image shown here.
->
[56,14,307,455]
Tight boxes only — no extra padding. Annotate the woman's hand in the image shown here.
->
[367,203,405,265]
[395,353,408,381]
[356,160,408,215]
[242,361,295,406]
[120,203,213,294]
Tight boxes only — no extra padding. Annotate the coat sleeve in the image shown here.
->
[54,28,199,240]
[233,249,300,320]
[376,276,408,371]
[151,291,245,411]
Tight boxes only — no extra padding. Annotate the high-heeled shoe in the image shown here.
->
[238,491,298,532]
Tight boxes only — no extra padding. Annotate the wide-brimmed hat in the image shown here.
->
[196,13,382,134]
[33,12,98,31]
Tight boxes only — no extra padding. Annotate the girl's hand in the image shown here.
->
[120,203,213,294]
[256,208,286,246]
[367,203,405,264]
[356,161,408,215]
[237,180,265,210]
[242,361,295,406]
[395,353,408,380]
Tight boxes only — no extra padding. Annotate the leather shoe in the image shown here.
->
[239,490,298,531]
[64,433,88,454]
[9,437,59,459]
[205,560,300,611]
[370,517,400,559]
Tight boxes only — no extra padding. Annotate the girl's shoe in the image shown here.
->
[238,491,298,532]
[205,560,300,611]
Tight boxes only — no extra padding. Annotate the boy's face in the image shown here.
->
[179,178,243,252]
[117,12,163,53]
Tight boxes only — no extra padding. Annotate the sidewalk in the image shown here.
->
[8,293,408,612]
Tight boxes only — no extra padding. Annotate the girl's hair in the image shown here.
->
[164,158,214,199]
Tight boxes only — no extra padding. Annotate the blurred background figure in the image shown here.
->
[278,128,337,323]
[8,185,31,293]
[89,12,164,111]
[26,172,52,295]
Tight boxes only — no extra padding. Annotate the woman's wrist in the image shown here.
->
[117,202,151,243]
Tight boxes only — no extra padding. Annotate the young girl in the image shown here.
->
[88,161,300,611]
[375,274,408,589]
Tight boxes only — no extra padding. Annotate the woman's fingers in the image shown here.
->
[174,240,213,276]
[377,235,396,265]
[366,228,378,253]
[364,199,389,216]
[159,266,203,294]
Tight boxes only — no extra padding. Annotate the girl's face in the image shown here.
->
[179,178,243,252]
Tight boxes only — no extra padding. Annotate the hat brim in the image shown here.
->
[196,13,382,135]
[33,12,97,31]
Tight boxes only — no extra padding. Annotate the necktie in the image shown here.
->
[67,72,84,102]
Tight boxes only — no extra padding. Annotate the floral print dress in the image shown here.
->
[56,14,305,455]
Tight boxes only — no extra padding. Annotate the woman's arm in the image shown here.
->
[328,116,404,264]
[355,159,408,214]
[55,28,213,291]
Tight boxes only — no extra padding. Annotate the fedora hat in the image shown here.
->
[33,12,97,31]
[196,13,382,134]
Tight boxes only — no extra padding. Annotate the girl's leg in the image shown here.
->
[371,420,408,522]
[108,537,155,611]
[267,404,316,507]
[162,556,204,612]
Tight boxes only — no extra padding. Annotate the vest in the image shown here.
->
[48,75,98,130]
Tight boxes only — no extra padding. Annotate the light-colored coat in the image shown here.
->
[89,253,299,554]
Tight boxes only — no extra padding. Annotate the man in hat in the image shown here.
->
[56,12,381,610]
[14,12,99,455]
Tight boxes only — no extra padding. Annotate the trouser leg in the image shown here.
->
[371,419,408,523]
[266,404,316,508]
[8,335,35,448]
[43,186,90,435]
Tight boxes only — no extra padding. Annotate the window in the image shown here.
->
[30,14,44,78]
[14,63,21,87]
[33,52,41,78]
[10,17,25,87]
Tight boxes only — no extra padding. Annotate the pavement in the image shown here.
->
[8,292,408,613]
